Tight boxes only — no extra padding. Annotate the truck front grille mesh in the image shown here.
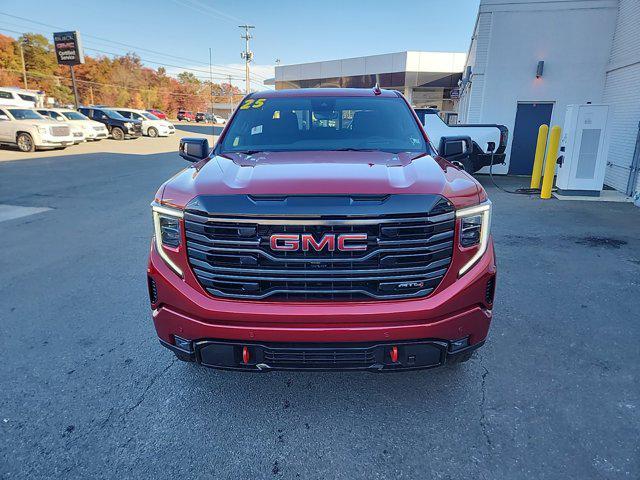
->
[184,198,455,301]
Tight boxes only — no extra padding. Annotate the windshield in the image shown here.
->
[18,94,37,103]
[142,112,159,120]
[102,109,128,120]
[220,96,427,154]
[8,109,43,120]
[62,111,89,120]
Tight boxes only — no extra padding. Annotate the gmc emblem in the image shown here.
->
[269,233,368,252]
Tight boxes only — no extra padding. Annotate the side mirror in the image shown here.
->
[56,116,65,122]
[0,114,9,121]
[438,136,472,162]
[179,137,210,162]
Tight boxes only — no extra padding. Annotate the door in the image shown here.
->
[509,103,553,175]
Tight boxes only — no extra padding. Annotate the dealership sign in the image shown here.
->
[450,88,460,99]
[53,31,85,66]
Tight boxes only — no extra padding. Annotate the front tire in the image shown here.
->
[16,133,35,152]
[111,127,125,141]
[147,127,158,138]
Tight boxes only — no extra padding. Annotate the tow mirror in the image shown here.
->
[179,137,210,162]
[438,136,472,162]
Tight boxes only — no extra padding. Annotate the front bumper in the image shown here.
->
[148,237,496,370]
[160,337,484,372]
[37,134,75,147]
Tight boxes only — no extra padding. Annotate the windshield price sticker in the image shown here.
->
[240,98,267,110]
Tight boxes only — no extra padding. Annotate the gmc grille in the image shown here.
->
[183,195,455,301]
[50,126,70,137]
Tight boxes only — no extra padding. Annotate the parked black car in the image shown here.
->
[77,107,143,140]
[195,112,206,123]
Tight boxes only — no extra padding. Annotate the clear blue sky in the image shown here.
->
[0,0,480,85]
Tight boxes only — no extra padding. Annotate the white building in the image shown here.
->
[273,51,466,110]
[458,0,640,201]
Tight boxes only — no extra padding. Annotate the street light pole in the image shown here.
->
[18,42,27,89]
[239,25,254,94]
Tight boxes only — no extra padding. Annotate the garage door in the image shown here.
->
[602,63,640,195]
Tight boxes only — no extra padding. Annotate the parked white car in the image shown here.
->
[212,113,227,125]
[0,107,75,152]
[37,108,109,142]
[0,87,41,108]
[115,108,175,137]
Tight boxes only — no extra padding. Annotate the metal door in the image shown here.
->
[509,103,554,175]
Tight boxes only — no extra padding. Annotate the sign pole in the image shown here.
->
[69,65,79,108]
[53,31,84,108]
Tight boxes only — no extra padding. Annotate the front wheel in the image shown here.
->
[111,127,125,141]
[16,133,35,152]
[147,127,158,138]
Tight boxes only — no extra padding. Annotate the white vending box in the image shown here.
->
[557,104,611,196]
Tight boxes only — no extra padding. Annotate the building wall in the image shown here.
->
[275,52,464,85]
[459,0,618,175]
[602,0,640,199]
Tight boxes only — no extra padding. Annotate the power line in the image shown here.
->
[171,0,243,24]
[0,21,268,81]
[0,11,268,79]
[0,26,269,93]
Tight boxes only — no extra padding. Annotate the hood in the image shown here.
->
[159,150,481,209]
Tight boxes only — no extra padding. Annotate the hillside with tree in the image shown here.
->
[0,33,243,115]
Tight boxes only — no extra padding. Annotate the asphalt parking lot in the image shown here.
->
[1,128,639,479]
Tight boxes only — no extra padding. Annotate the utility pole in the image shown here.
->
[18,42,27,89]
[238,25,254,94]
[228,74,233,119]
[209,47,214,134]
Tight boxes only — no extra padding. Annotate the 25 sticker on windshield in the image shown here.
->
[239,98,267,110]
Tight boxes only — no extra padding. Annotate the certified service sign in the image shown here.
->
[53,31,85,66]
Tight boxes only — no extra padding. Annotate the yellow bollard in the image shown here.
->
[541,125,562,199]
[530,124,549,189]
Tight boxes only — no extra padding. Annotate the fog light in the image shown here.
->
[450,337,469,352]
[174,335,193,352]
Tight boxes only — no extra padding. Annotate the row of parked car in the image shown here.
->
[177,110,226,124]
[0,106,176,152]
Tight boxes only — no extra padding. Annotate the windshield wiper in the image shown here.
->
[332,148,403,153]
[233,150,264,155]
[331,148,377,152]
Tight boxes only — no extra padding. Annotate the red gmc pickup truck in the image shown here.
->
[148,88,496,372]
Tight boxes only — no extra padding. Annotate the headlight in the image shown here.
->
[456,201,491,276]
[152,204,184,276]
[124,122,133,128]
[37,126,48,134]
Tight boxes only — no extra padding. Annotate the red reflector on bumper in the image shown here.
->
[242,346,250,364]
[390,346,398,363]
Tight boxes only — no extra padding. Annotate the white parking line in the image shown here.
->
[0,204,51,222]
